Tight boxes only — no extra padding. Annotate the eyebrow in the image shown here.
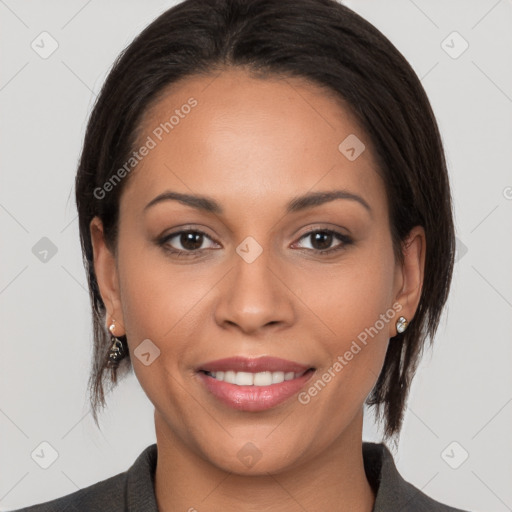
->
[143,189,371,215]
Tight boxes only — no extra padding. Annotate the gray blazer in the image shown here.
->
[10,442,470,511]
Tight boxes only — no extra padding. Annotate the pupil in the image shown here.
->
[181,232,203,250]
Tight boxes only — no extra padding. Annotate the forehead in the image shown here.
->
[121,67,386,220]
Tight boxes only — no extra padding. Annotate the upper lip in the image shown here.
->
[197,356,314,374]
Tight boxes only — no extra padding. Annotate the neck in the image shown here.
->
[153,409,375,512]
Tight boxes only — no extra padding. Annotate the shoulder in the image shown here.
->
[9,472,127,512]
[363,442,471,512]
[9,444,158,512]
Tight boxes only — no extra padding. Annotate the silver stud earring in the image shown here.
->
[396,316,409,334]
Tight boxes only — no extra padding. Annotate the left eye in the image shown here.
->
[294,229,352,254]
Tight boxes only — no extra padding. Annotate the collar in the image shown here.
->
[124,442,466,511]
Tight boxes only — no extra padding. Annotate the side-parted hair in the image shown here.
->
[75,0,455,441]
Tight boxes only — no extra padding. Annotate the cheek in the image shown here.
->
[297,240,396,386]
[118,250,216,343]
[116,249,218,404]
[290,256,395,445]
[299,245,395,340]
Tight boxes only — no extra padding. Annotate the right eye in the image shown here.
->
[158,229,219,257]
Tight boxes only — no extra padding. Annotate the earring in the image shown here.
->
[106,321,127,368]
[396,316,409,334]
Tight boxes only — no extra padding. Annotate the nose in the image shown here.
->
[214,246,296,335]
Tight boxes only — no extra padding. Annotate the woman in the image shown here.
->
[12,0,470,510]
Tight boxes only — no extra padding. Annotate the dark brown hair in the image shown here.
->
[75,0,455,442]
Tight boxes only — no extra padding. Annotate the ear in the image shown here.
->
[392,225,426,336]
[90,216,125,335]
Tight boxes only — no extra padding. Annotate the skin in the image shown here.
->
[90,67,425,512]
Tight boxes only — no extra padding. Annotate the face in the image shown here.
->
[91,67,425,474]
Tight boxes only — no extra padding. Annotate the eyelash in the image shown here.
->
[157,228,353,258]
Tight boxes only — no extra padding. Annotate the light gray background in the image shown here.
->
[1,1,511,511]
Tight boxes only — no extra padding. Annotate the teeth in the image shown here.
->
[206,370,303,386]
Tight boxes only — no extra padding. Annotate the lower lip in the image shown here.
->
[197,369,315,411]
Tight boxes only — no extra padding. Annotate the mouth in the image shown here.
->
[195,356,316,411]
